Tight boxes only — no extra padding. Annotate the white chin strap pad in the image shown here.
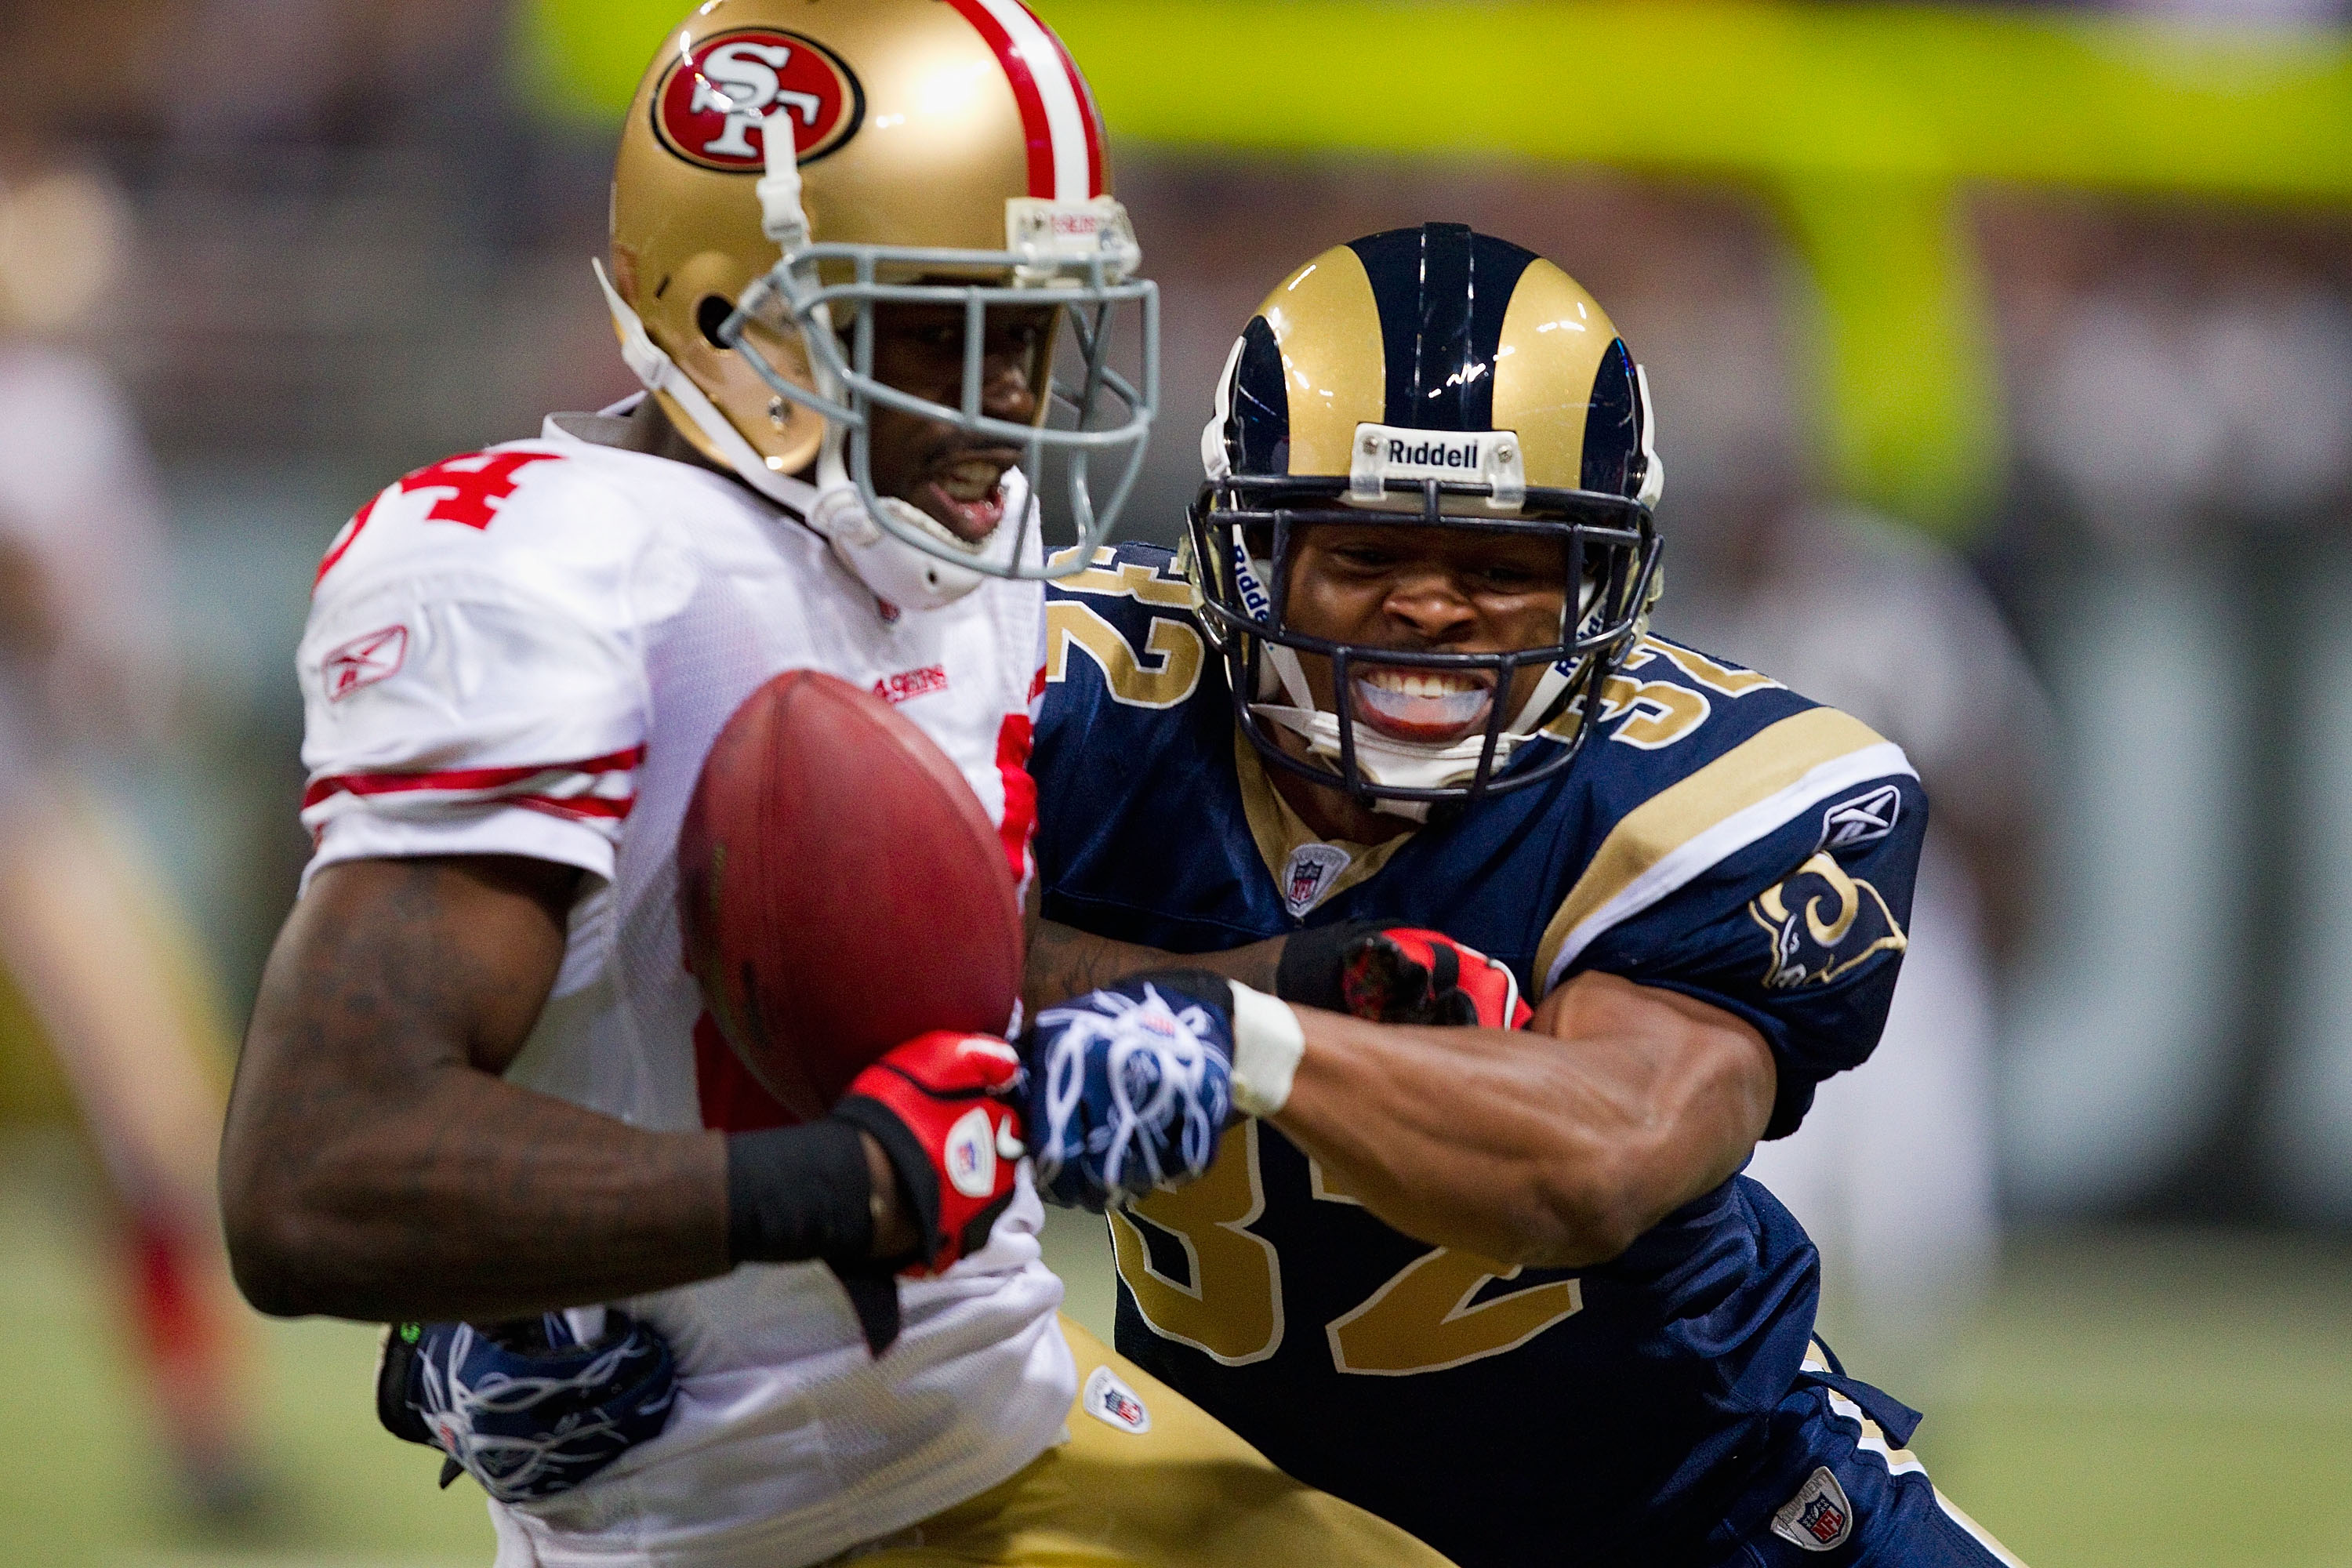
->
[802,431,1000,612]
[808,492,985,612]
[1254,700,1518,800]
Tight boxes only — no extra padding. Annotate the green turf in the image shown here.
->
[3,1143,2345,1567]
[1897,1229,2352,1567]
[0,1140,491,1567]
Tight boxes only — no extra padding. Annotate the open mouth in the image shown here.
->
[920,452,1017,543]
[1350,664,1496,744]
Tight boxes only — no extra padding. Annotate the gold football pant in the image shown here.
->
[841,1316,1456,1566]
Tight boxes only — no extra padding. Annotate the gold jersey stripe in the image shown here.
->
[1534,708,1899,988]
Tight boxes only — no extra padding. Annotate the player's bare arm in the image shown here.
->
[222,854,915,1321]
[1023,893,1283,1015]
[1271,972,1773,1269]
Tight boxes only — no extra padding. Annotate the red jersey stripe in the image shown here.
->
[995,710,1037,886]
[301,745,646,811]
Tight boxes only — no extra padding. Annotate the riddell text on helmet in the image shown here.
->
[653,30,866,172]
[1386,437,1481,470]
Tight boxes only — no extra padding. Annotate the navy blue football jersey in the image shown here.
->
[1031,544,1929,1568]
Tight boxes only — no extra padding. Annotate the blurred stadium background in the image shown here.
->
[0,0,2347,1563]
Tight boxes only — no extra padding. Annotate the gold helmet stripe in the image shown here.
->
[1492,260,1623,493]
[1258,246,1387,478]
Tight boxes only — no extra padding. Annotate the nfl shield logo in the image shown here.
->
[1770,1467,1854,1552]
[1081,1364,1151,1434]
[1281,844,1353,918]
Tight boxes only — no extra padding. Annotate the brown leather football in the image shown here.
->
[678,669,1023,1122]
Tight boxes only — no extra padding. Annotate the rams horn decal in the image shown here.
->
[1748,851,1907,991]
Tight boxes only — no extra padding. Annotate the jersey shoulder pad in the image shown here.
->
[1539,677,1918,989]
[1042,542,1214,717]
[1538,684,1926,1134]
[1544,634,1804,763]
[298,442,656,784]
[312,440,663,604]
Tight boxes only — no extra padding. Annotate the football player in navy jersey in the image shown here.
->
[1022,225,2026,1568]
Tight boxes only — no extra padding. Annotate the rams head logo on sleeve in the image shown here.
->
[1748,851,1907,991]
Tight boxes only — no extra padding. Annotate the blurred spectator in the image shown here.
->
[2027,241,2352,546]
[1651,279,2053,1369]
[1985,201,2352,1218]
[0,142,266,1518]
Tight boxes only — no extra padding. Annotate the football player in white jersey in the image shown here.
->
[216,5,1454,1566]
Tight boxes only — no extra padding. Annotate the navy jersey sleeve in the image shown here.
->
[1569,768,1926,1140]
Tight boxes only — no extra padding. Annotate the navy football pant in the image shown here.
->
[1705,1349,2025,1568]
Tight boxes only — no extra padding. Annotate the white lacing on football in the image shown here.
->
[1034,982,1229,1195]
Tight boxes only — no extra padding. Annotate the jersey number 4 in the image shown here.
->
[317,452,564,586]
[1109,1122,1584,1376]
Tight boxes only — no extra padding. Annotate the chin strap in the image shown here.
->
[1635,364,1666,510]
[1250,660,1583,818]
[1241,545,1574,815]
[800,426,1026,612]
[592,258,818,516]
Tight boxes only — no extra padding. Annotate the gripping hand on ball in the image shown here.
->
[1279,922,1531,1030]
[1025,971,1243,1211]
[830,1031,1027,1276]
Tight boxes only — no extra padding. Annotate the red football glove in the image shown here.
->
[1278,921,1532,1030]
[829,1032,1027,1276]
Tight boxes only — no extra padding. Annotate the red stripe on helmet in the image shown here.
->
[1033,5,1106,197]
[941,0,1056,198]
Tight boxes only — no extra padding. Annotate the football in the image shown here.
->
[677,669,1024,1122]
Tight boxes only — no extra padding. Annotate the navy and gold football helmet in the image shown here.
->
[1186,223,1664,811]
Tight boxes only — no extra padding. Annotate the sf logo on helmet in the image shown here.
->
[654,29,864,172]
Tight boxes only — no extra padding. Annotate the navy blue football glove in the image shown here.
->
[1025,970,1235,1211]
[376,1308,677,1502]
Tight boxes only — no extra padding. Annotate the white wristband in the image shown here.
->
[1227,982,1306,1119]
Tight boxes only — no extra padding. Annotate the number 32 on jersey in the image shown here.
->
[1109,1122,1584,1375]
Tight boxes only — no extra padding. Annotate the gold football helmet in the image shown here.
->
[601,0,1156,608]
[1188,223,1664,810]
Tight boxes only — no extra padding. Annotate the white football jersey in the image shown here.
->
[296,410,1073,1568]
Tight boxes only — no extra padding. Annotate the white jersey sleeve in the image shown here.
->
[296,444,664,888]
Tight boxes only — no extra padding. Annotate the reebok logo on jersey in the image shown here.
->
[873,665,949,705]
[323,625,408,701]
[1821,783,1901,850]
[1081,1365,1151,1434]
[1771,1467,1854,1552]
